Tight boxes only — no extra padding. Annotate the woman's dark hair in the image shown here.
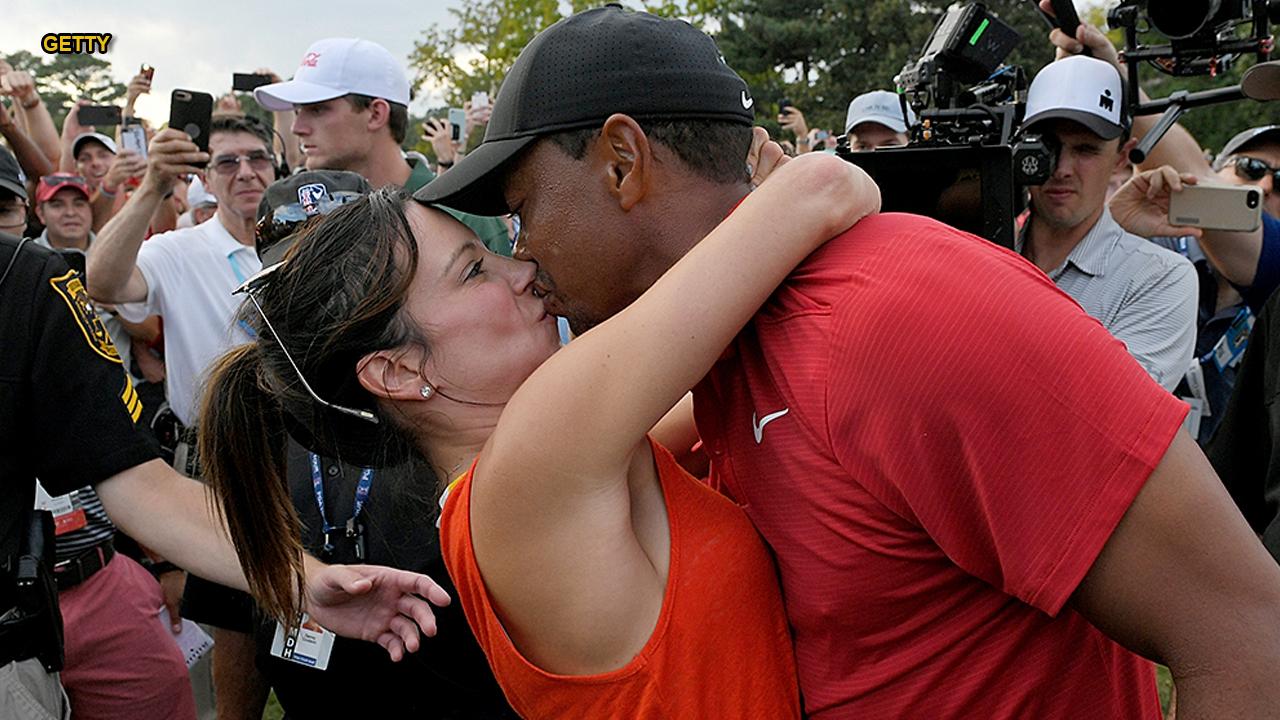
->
[198,187,433,622]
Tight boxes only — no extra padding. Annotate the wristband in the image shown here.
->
[98,184,118,198]
[21,97,40,110]
[437,160,454,168]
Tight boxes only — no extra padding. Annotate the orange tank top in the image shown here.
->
[440,439,801,719]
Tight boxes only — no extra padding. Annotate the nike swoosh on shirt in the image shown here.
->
[752,408,789,444]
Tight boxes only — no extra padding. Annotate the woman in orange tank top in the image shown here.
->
[199,143,878,717]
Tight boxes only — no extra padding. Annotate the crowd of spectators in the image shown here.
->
[3,4,1280,719]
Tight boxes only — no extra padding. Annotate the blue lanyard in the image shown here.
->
[228,250,259,339]
[308,453,375,537]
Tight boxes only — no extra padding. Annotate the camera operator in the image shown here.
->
[1017,55,1197,391]
[844,90,914,151]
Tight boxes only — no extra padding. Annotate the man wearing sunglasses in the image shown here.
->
[85,114,277,719]
[1214,126,1280,219]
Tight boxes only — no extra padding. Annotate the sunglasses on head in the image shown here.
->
[39,174,87,187]
[233,262,379,425]
[1232,156,1280,184]
[255,190,364,256]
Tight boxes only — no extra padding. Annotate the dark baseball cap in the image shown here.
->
[0,146,28,201]
[1215,125,1280,170]
[414,4,755,216]
[255,170,371,264]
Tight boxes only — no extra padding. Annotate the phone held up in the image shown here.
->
[120,118,147,159]
[1169,183,1263,233]
[168,89,214,164]
[140,64,155,81]
[78,105,122,127]
[232,73,273,92]
[448,107,467,144]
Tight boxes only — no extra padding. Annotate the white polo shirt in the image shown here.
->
[116,215,261,425]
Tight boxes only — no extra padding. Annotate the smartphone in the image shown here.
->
[471,91,489,110]
[232,73,273,92]
[779,98,793,112]
[448,107,467,143]
[816,130,830,141]
[140,64,154,81]
[1168,183,1263,232]
[120,120,147,158]
[168,89,214,162]
[78,105,122,127]
[1049,0,1082,38]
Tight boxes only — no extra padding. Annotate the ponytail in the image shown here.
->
[198,344,303,623]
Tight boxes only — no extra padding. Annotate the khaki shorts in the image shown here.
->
[0,659,68,720]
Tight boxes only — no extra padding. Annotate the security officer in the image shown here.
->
[0,231,451,718]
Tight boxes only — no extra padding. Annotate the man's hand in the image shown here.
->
[61,101,89,142]
[1109,166,1204,239]
[142,128,208,196]
[215,93,244,117]
[304,564,451,662]
[0,68,39,106]
[1040,0,1122,68]
[157,569,187,634]
[777,106,810,140]
[125,72,151,104]
[745,126,789,188]
[463,99,492,142]
[423,117,457,167]
[103,149,147,192]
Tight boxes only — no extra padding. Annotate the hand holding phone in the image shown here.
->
[448,107,467,144]
[1168,183,1263,232]
[120,120,148,159]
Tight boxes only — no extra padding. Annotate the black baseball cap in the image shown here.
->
[414,4,755,216]
[0,146,28,201]
[255,170,372,264]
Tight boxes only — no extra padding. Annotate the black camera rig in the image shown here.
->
[1111,0,1280,161]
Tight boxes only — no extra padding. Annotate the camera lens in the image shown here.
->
[1248,190,1261,209]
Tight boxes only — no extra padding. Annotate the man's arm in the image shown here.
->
[0,63,60,167]
[87,128,205,304]
[1072,431,1280,719]
[0,102,54,179]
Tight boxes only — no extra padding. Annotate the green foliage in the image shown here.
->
[4,50,125,128]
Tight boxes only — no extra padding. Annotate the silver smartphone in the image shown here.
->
[120,122,147,158]
[448,107,467,144]
[1169,183,1263,232]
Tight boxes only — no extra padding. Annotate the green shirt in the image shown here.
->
[405,160,513,257]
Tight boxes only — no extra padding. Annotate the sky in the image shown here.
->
[5,0,1111,124]
[0,0,468,123]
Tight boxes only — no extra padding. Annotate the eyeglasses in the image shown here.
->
[233,263,380,425]
[1232,156,1280,185]
[255,190,363,255]
[0,200,28,229]
[211,151,274,176]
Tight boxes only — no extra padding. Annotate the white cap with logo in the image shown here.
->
[844,90,916,135]
[1023,55,1126,140]
[255,38,410,112]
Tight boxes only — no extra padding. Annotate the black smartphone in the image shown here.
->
[168,89,214,162]
[78,105,122,127]
[779,98,793,112]
[1049,0,1082,40]
[232,73,273,92]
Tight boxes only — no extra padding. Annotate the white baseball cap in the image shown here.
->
[255,38,410,111]
[844,90,916,135]
[72,132,117,158]
[1023,55,1127,140]
[186,176,217,209]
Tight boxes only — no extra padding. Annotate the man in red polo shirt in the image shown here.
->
[417,7,1280,718]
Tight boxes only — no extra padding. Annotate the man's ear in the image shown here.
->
[356,347,427,402]
[34,203,46,225]
[596,113,651,211]
[1117,137,1139,170]
[365,98,392,136]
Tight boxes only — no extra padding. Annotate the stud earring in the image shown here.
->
[420,384,434,399]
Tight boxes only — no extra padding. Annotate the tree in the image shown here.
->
[4,50,126,128]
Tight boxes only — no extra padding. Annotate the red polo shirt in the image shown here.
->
[693,213,1186,719]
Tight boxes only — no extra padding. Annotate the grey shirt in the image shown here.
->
[1018,208,1198,391]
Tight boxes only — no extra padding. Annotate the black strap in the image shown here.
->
[0,237,31,292]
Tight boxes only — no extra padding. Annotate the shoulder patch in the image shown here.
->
[49,270,121,364]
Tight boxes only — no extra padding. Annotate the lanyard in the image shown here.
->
[309,453,374,560]
[228,250,259,339]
